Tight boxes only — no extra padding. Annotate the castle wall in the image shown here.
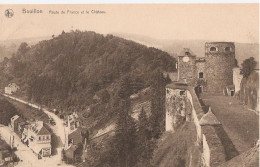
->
[165,84,226,167]
[205,42,236,92]
[196,61,206,79]
[165,88,186,132]
[165,85,204,142]
[202,126,226,167]
[186,90,202,143]
[195,60,207,91]
[202,134,210,167]
[178,56,197,84]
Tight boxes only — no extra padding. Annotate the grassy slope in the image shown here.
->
[200,93,259,153]
[152,122,201,167]
[220,144,259,167]
[5,98,49,123]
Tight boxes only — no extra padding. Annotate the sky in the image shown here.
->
[0,4,259,43]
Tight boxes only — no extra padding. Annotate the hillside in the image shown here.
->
[114,33,259,66]
[0,97,18,125]
[219,143,259,167]
[0,36,51,62]
[151,122,201,167]
[0,30,176,134]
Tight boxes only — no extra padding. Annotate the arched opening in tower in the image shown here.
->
[199,72,204,79]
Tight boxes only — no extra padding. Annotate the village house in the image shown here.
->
[0,139,14,166]
[21,121,51,158]
[4,83,20,95]
[10,115,24,132]
[64,112,83,162]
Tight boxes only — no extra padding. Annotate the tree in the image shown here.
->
[149,70,167,138]
[97,89,110,103]
[112,99,138,167]
[117,76,133,100]
[17,42,30,55]
[136,107,154,167]
[240,57,257,78]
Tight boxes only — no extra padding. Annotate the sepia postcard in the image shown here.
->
[0,3,259,167]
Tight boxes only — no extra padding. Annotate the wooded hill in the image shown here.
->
[0,30,176,129]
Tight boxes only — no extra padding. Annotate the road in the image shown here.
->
[0,93,72,167]
[2,94,66,145]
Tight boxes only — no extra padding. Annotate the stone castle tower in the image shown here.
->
[205,42,236,92]
[177,48,197,84]
[177,42,236,93]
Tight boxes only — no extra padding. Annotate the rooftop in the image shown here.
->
[11,115,20,121]
[29,121,50,135]
[68,112,79,121]
[178,48,196,57]
[199,108,221,126]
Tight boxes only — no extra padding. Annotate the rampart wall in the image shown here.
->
[166,83,226,167]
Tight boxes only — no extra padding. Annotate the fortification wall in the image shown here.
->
[166,84,226,167]
[165,88,187,132]
[186,89,203,143]
[203,134,210,167]
[196,61,206,78]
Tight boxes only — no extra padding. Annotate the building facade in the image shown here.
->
[65,112,81,149]
[4,83,20,95]
[10,115,24,132]
[22,121,51,158]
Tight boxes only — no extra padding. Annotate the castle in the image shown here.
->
[166,42,237,167]
[177,42,236,93]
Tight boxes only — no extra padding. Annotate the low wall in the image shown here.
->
[186,89,204,143]
[203,134,210,167]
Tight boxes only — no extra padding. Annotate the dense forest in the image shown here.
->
[0,30,176,166]
[0,30,175,110]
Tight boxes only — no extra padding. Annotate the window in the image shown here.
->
[69,139,74,144]
[180,90,185,95]
[210,47,217,51]
[185,51,190,55]
[46,136,49,140]
[199,72,204,78]
[39,136,41,140]
[231,90,234,96]
[225,47,231,51]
